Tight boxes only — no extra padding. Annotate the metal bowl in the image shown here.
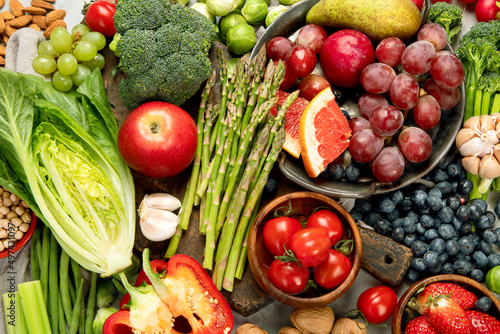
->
[251,0,465,198]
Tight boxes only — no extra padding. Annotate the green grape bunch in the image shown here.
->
[32,24,107,92]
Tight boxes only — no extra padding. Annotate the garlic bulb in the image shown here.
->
[139,193,181,242]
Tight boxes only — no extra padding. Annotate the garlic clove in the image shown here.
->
[459,137,490,158]
[456,128,478,150]
[462,156,480,175]
[140,210,180,242]
[480,114,496,132]
[143,193,182,212]
[463,116,481,131]
[479,154,500,180]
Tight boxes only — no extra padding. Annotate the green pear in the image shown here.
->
[306,0,422,41]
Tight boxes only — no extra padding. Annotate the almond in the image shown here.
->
[9,14,32,28]
[0,0,4,8]
[45,9,65,26]
[43,19,65,38]
[3,35,8,44]
[0,15,4,34]
[31,0,54,11]
[1,11,15,21]
[31,15,47,29]
[22,6,46,15]
[4,22,17,37]
[10,0,24,17]
[0,56,5,66]
[28,23,41,31]
[0,44,5,56]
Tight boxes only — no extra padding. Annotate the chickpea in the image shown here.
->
[0,242,5,252]
[3,239,12,249]
[3,197,12,207]
[10,218,22,227]
[14,206,25,216]
[9,193,19,205]
[0,206,9,216]
[14,231,23,240]
[18,223,30,233]
[21,212,31,223]
[20,201,29,209]
[6,211,16,220]
[2,191,9,199]
[0,230,7,239]
[0,187,4,197]
[0,199,3,207]
[0,219,8,229]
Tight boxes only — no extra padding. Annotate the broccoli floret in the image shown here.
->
[113,0,217,110]
[428,2,462,43]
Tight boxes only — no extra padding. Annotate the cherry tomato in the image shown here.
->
[263,216,303,256]
[267,259,310,294]
[313,249,351,290]
[475,0,500,22]
[290,227,330,267]
[357,286,398,324]
[85,0,117,37]
[306,209,343,246]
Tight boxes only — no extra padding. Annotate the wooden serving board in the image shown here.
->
[101,44,413,316]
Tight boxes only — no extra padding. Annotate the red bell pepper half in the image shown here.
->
[105,249,234,334]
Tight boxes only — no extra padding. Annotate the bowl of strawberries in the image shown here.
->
[392,274,500,333]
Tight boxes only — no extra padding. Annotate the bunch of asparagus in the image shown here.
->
[165,46,299,291]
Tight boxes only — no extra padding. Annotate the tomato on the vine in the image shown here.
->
[267,259,310,294]
[85,0,117,37]
[475,0,500,22]
[289,227,330,267]
[313,249,351,290]
[306,209,343,246]
[263,216,303,256]
[356,286,398,324]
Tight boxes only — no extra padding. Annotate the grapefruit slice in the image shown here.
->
[299,87,352,178]
[271,90,309,159]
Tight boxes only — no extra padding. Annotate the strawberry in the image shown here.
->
[410,282,478,315]
[426,295,472,334]
[405,316,440,334]
[465,310,500,334]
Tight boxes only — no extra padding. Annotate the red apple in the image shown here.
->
[117,101,197,178]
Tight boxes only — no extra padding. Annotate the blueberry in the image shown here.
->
[407,210,420,222]
[436,181,453,195]
[391,190,404,204]
[457,179,474,195]
[438,155,451,169]
[406,268,420,282]
[445,239,460,256]
[412,190,428,208]
[379,197,396,214]
[483,229,498,244]
[468,204,482,222]
[438,207,454,223]
[416,222,426,235]
[386,209,401,222]
[427,196,444,211]
[469,233,480,246]
[345,164,361,182]
[429,238,446,254]
[438,224,456,240]
[341,108,351,120]
[403,217,417,234]
[429,263,444,275]
[365,212,382,227]
[328,163,344,180]
[392,218,404,228]
[412,240,429,257]
[403,234,417,247]
[442,262,454,274]
[447,162,461,178]
[495,228,500,246]
[470,268,485,282]
[486,211,496,224]
[420,215,435,228]
[423,250,440,267]
[428,188,443,199]
[411,257,427,271]
[439,252,448,264]
[477,214,494,230]
[350,209,362,222]
[263,177,278,198]
[420,206,431,215]
[495,198,500,218]
[488,253,500,267]
[452,217,462,231]
[355,198,372,215]
[471,198,488,214]
[392,226,405,242]
[478,240,492,255]
[456,205,470,221]
[374,219,392,235]
[445,195,462,210]
[458,236,476,255]
[401,195,413,207]
[432,169,449,183]
[475,297,493,313]
[473,251,489,269]
[424,229,439,241]
[454,259,472,276]
[459,221,473,234]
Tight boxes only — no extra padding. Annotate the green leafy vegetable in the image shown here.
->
[0,68,135,276]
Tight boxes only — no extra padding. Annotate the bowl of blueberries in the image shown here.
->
[349,150,500,284]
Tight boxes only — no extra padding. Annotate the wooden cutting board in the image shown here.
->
[101,43,413,316]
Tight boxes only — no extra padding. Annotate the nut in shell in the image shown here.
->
[234,323,269,334]
[277,327,302,334]
[290,306,335,334]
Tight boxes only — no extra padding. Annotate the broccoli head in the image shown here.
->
[428,2,462,43]
[114,0,217,110]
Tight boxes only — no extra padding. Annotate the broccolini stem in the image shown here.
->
[491,94,500,114]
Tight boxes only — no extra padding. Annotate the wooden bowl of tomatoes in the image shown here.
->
[247,191,362,308]
[392,274,500,334]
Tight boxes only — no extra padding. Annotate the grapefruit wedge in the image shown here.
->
[299,87,352,178]
[271,90,309,159]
